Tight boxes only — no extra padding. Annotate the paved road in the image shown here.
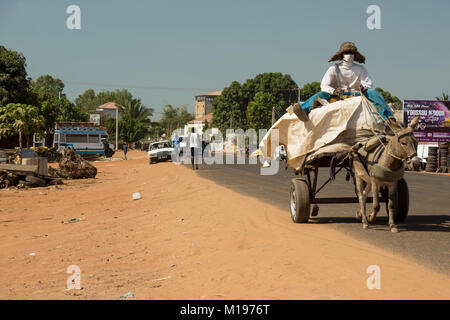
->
[191,159,450,274]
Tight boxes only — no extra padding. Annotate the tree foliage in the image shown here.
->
[74,88,137,111]
[247,92,276,130]
[375,87,402,110]
[157,104,194,137]
[31,74,88,130]
[436,92,449,101]
[300,81,321,101]
[104,98,153,143]
[0,103,44,148]
[212,73,298,133]
[0,46,32,106]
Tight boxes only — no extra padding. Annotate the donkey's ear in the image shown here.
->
[409,116,419,128]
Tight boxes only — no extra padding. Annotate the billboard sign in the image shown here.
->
[89,113,100,125]
[403,100,450,142]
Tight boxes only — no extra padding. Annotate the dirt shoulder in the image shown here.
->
[0,150,448,299]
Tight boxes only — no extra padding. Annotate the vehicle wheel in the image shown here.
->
[386,178,409,222]
[289,178,311,223]
[25,175,46,187]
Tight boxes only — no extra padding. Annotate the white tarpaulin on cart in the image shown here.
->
[259,95,385,170]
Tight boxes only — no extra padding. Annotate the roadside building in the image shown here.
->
[93,102,124,120]
[194,90,222,119]
[183,90,221,137]
[185,113,213,137]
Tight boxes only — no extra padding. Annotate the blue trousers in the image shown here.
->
[300,89,393,119]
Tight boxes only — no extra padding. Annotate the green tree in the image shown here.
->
[212,73,298,133]
[0,46,32,106]
[0,103,44,150]
[32,75,87,130]
[247,92,276,130]
[118,99,153,143]
[57,98,89,122]
[300,81,321,101]
[104,98,153,143]
[436,92,449,101]
[375,88,402,110]
[159,104,194,136]
[122,98,153,124]
[33,74,65,98]
[212,81,246,132]
[75,88,136,111]
[74,88,96,110]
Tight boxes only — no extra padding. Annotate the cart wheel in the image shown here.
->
[290,178,311,223]
[385,178,409,222]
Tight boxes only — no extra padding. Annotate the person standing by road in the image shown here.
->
[172,133,180,164]
[188,127,201,170]
[123,143,128,160]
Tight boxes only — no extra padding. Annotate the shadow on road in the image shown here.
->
[310,215,450,233]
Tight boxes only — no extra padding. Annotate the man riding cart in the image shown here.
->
[260,42,418,233]
[293,42,393,121]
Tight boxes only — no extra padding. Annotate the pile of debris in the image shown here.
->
[30,146,62,163]
[0,163,62,189]
[48,147,97,179]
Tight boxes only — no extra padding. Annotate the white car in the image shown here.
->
[148,140,174,164]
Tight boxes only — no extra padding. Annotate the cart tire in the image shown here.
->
[290,178,311,223]
[386,178,409,222]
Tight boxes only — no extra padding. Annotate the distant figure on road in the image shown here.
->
[172,133,180,164]
[188,127,201,170]
[123,144,128,160]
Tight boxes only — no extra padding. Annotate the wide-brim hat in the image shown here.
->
[329,42,366,63]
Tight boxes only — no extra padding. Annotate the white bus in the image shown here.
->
[53,122,114,156]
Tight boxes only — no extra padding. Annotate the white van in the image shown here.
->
[53,122,114,156]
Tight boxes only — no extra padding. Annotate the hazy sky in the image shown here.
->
[1,0,449,119]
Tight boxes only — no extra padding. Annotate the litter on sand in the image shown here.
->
[132,192,141,200]
[62,217,86,224]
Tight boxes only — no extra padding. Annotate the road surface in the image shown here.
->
[193,158,450,274]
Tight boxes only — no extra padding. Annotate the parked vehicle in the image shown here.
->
[148,140,174,164]
[52,122,114,156]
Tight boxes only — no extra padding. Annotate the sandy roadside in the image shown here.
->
[0,150,449,299]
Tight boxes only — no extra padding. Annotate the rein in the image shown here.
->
[360,92,415,162]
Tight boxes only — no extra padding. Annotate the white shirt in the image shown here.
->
[189,132,201,148]
[320,61,373,94]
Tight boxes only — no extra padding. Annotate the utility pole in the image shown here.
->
[298,88,301,103]
[115,106,119,151]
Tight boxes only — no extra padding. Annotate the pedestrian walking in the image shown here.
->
[188,127,201,170]
[123,143,128,160]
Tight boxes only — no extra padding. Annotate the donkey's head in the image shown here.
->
[385,116,419,162]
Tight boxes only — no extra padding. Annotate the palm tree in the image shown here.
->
[0,103,44,156]
[122,99,153,124]
[118,99,153,144]
[436,92,449,101]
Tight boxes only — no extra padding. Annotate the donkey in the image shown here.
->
[351,116,419,232]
